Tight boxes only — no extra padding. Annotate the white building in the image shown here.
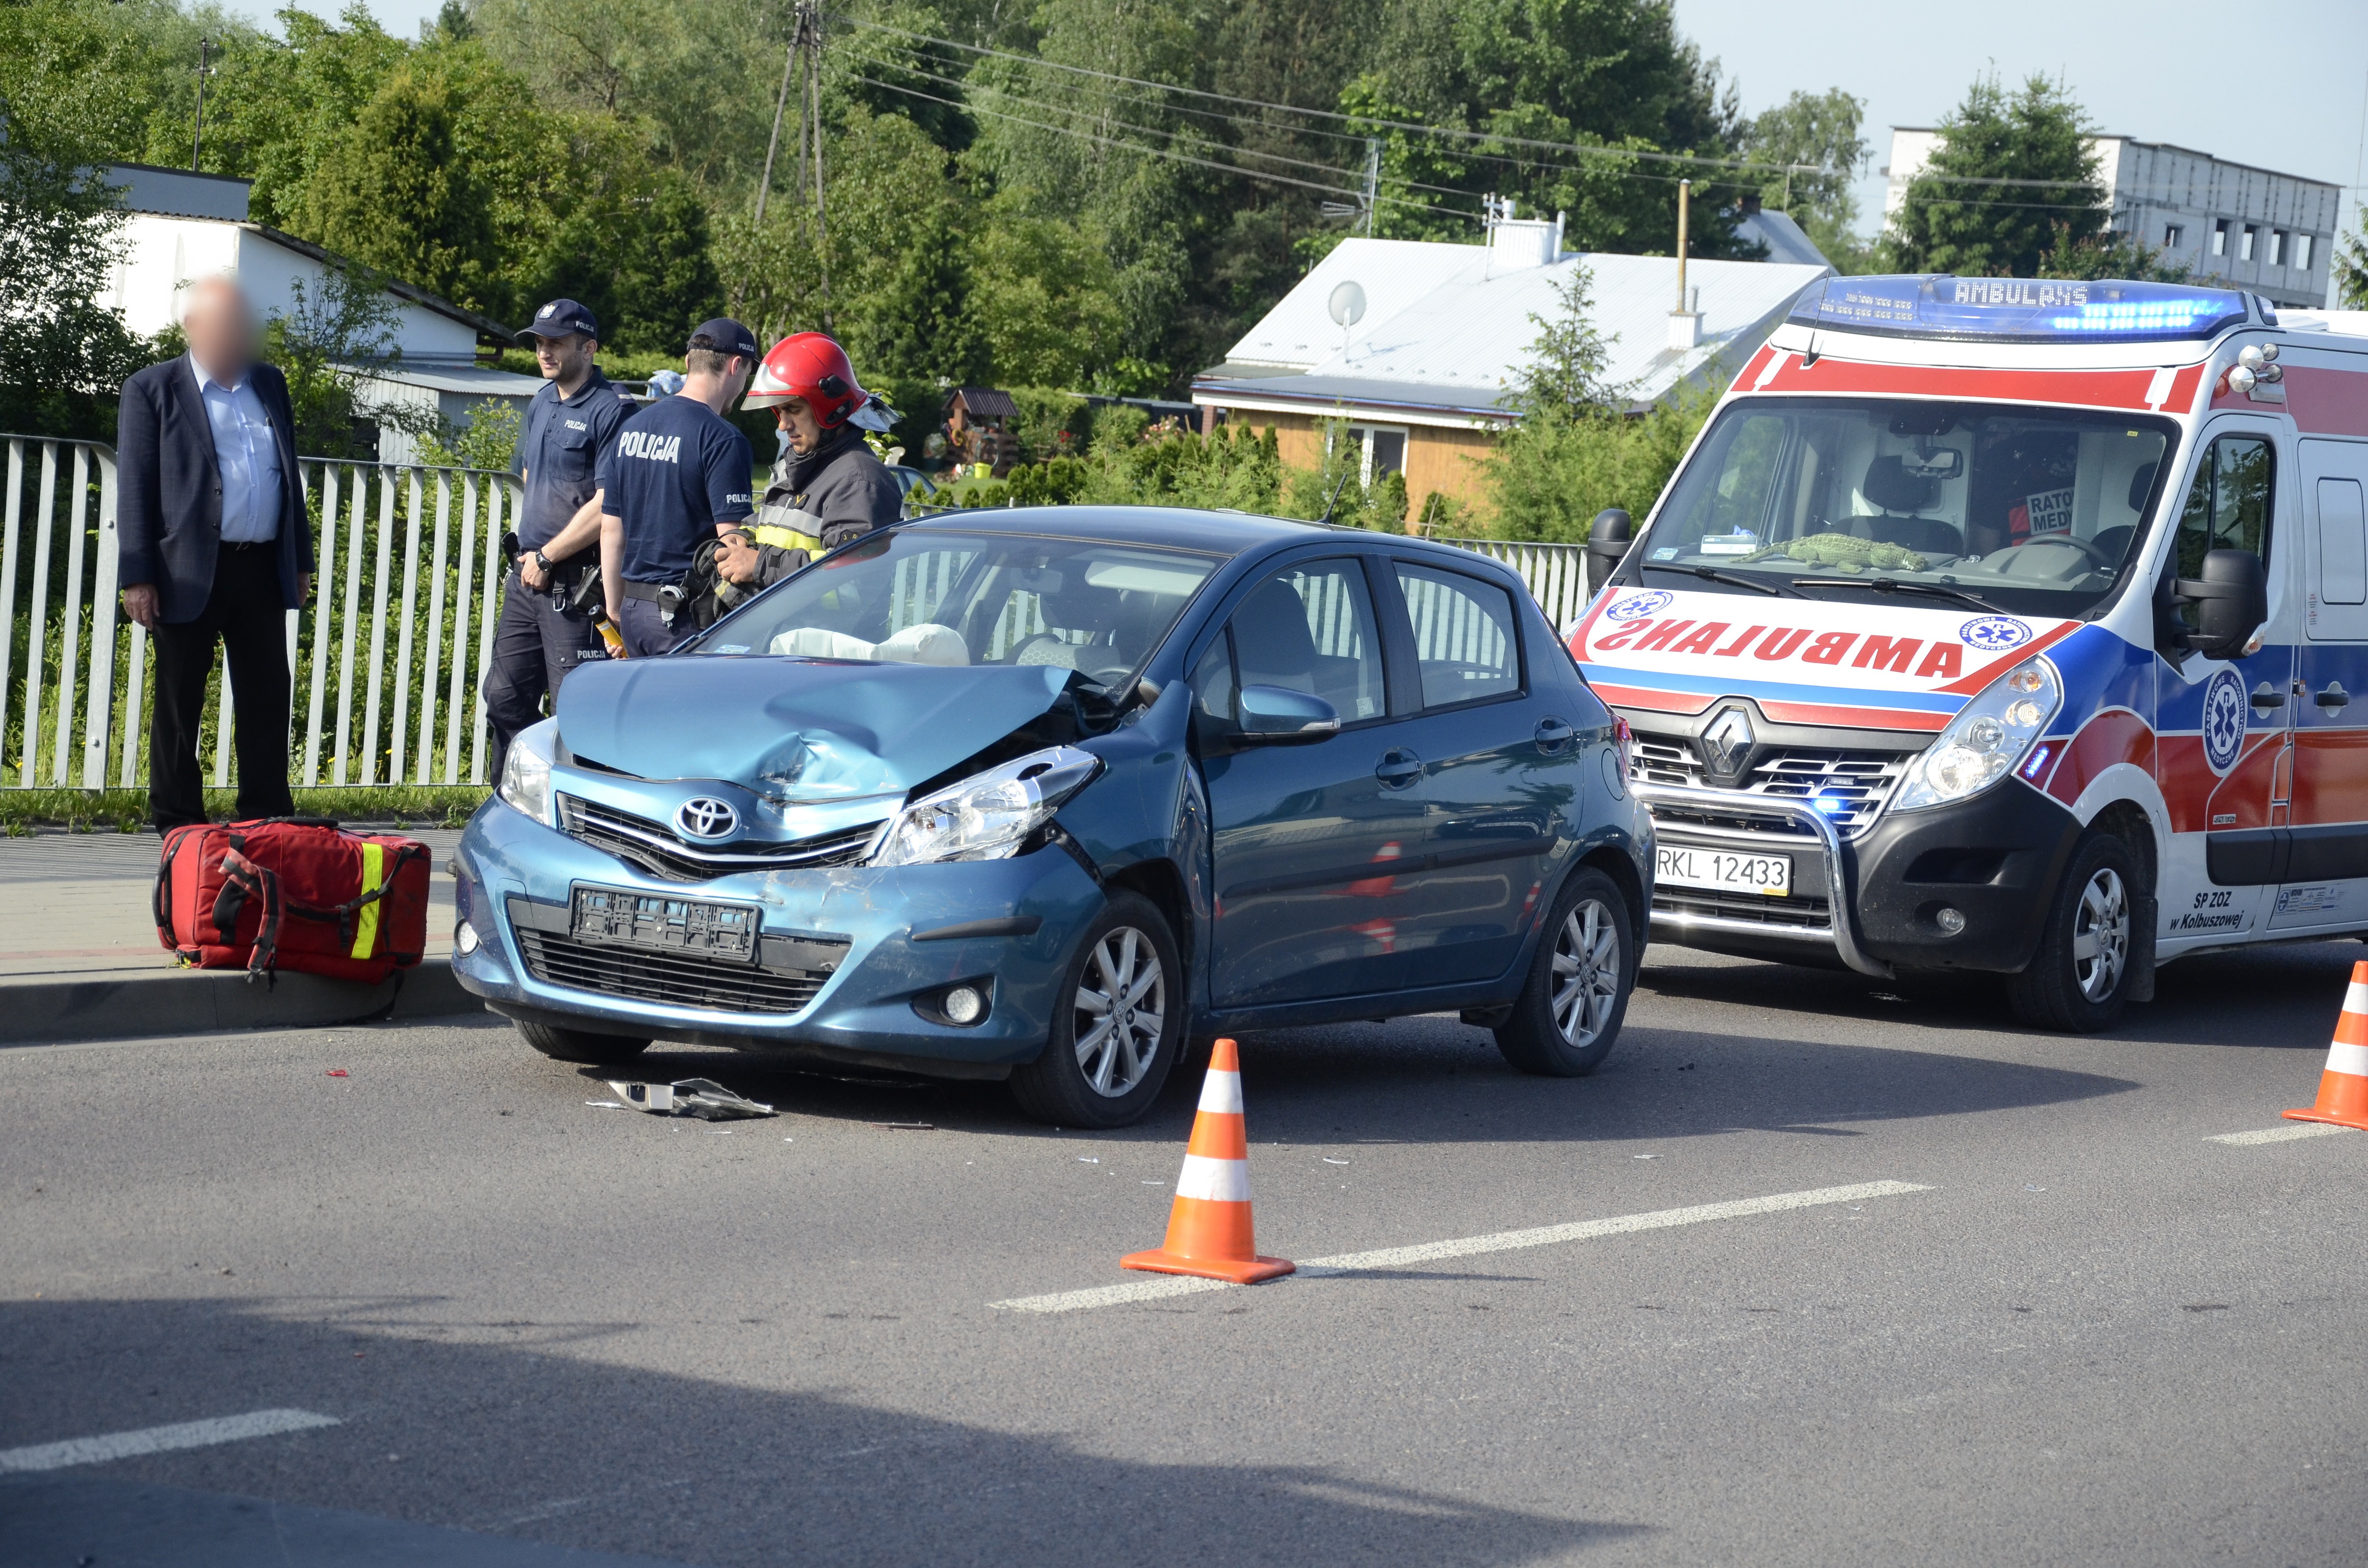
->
[1192,215,1830,521]
[1883,130,2341,310]
[96,162,546,461]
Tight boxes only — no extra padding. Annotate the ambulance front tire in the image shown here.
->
[2006,830,2139,1033]
[517,1019,652,1065]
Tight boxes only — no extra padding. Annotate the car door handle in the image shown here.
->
[2251,681,2284,710]
[2317,682,2351,711]
[1533,716,1577,751]
[1375,750,1423,787]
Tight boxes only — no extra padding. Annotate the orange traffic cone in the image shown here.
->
[1122,1038,1295,1285]
[2285,959,2368,1132]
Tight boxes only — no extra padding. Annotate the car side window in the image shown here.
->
[1225,560,1386,722]
[1393,563,1522,709]
[1190,630,1237,745]
[2174,435,2274,631]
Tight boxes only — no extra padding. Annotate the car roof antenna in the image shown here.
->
[1317,469,1353,526]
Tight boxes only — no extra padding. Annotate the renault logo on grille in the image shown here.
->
[1699,707,1755,783]
[675,797,738,839]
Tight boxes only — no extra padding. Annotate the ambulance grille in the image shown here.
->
[1630,745,1912,838]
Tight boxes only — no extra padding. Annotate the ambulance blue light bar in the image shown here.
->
[1786,275,2257,344]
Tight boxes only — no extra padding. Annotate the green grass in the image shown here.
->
[0,785,491,835]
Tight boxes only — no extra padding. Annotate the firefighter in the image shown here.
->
[712,333,901,598]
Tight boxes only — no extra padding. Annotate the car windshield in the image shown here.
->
[681,528,1222,689]
[1630,396,2178,618]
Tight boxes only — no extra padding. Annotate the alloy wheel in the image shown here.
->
[1551,898,1623,1047]
[1074,925,1165,1098]
[2071,867,2129,1002]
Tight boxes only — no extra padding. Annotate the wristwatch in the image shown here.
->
[526,550,550,574]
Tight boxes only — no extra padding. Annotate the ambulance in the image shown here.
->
[1569,274,2368,1030]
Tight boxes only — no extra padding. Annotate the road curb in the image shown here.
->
[0,960,482,1044]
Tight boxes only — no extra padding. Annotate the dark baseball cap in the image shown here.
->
[517,299,599,342]
[688,318,761,360]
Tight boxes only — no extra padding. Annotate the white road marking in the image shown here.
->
[0,1409,340,1473]
[990,1180,1933,1315]
[2206,1123,2359,1146]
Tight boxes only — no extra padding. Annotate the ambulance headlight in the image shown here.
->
[869,746,1101,866]
[1892,657,2062,812]
[498,718,558,824]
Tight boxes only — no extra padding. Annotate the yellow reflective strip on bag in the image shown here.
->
[350,841,383,958]
[749,524,824,553]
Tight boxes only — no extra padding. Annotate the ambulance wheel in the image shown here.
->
[1009,894,1181,1129]
[2006,831,2136,1033]
[1495,868,1635,1076]
[517,1019,652,1065]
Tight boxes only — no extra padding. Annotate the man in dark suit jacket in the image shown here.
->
[117,277,314,831]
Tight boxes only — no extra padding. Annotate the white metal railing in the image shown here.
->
[1440,537,1592,632]
[2,435,519,790]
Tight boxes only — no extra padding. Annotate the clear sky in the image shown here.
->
[267,0,2368,292]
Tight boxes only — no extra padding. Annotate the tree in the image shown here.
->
[1739,87,1870,267]
[2337,206,2368,309]
[1507,265,1624,419]
[262,265,419,457]
[299,61,500,312]
[1887,74,2105,279]
[0,98,155,438]
[2037,226,2192,284]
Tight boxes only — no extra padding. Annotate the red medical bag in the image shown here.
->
[154,818,432,984]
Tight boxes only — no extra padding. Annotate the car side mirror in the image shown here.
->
[2176,548,2268,661]
[1585,509,1632,573]
[1236,685,1340,745]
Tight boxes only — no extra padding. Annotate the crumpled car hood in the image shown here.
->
[555,656,1074,804]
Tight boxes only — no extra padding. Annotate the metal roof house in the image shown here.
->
[1191,220,1831,525]
[96,163,545,462]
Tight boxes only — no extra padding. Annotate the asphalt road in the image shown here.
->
[4,939,2365,1567]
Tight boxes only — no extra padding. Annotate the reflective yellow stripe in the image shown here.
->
[350,842,383,958]
[750,523,824,553]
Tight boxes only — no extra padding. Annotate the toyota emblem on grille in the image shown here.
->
[1698,707,1755,782]
[675,797,739,839]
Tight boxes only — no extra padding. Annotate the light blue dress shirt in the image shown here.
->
[190,359,283,543]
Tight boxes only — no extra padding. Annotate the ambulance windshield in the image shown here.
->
[1631,398,2178,618]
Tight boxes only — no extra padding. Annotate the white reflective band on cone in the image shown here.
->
[2328,1041,2368,1080]
[2344,981,2368,1017]
[1174,1153,1251,1202]
[1197,1070,1244,1115]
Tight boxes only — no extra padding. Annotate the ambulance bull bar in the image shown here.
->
[1631,780,1894,979]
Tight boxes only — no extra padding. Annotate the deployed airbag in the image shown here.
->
[769,623,968,666]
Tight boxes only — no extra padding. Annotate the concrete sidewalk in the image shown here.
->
[0,828,480,1042]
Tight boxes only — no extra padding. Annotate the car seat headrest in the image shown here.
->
[1862,455,1936,515]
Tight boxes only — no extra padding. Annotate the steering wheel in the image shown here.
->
[1994,533,2119,571]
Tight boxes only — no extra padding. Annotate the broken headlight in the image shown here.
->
[498,718,558,824]
[869,746,1101,867]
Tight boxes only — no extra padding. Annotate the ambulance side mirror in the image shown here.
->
[2175,548,2268,662]
[1586,509,1633,572]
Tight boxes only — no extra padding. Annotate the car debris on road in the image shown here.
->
[605,1078,777,1120]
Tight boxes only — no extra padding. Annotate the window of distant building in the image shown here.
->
[2163,223,2184,249]
[2211,220,2229,257]
[2269,230,2286,267]
[2240,226,2257,262]
[2295,233,2314,271]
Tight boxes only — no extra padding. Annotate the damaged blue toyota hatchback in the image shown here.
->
[449,508,1652,1127]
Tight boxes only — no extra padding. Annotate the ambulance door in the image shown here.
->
[2279,439,2368,933]
[2156,421,2293,947]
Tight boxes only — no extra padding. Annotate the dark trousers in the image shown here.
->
[484,570,606,782]
[149,544,296,831]
[618,597,684,658]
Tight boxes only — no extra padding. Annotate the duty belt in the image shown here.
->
[619,577,688,625]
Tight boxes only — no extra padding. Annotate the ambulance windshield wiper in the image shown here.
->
[1643,564,1800,597]
[1790,576,2005,613]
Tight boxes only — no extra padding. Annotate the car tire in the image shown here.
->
[1009,893,1182,1129]
[517,1019,653,1065]
[2006,830,2137,1033]
[1494,867,1635,1076]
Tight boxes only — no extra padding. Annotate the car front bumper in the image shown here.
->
[449,799,1107,1078]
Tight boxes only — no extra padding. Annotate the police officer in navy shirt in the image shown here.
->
[486,299,631,779]
[599,318,759,656]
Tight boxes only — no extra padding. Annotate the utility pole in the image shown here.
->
[792,0,830,330]
[191,37,210,172]
[1361,138,1379,237]
[755,19,797,228]
[1675,178,1690,311]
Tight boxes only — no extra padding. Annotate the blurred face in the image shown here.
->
[181,279,257,382]
[532,331,597,385]
[776,396,825,455]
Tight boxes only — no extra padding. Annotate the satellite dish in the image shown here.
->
[1327,281,1367,329]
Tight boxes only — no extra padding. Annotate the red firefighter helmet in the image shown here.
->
[744,332,895,430]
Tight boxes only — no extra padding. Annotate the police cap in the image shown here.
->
[688,318,761,361]
[517,298,599,343]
